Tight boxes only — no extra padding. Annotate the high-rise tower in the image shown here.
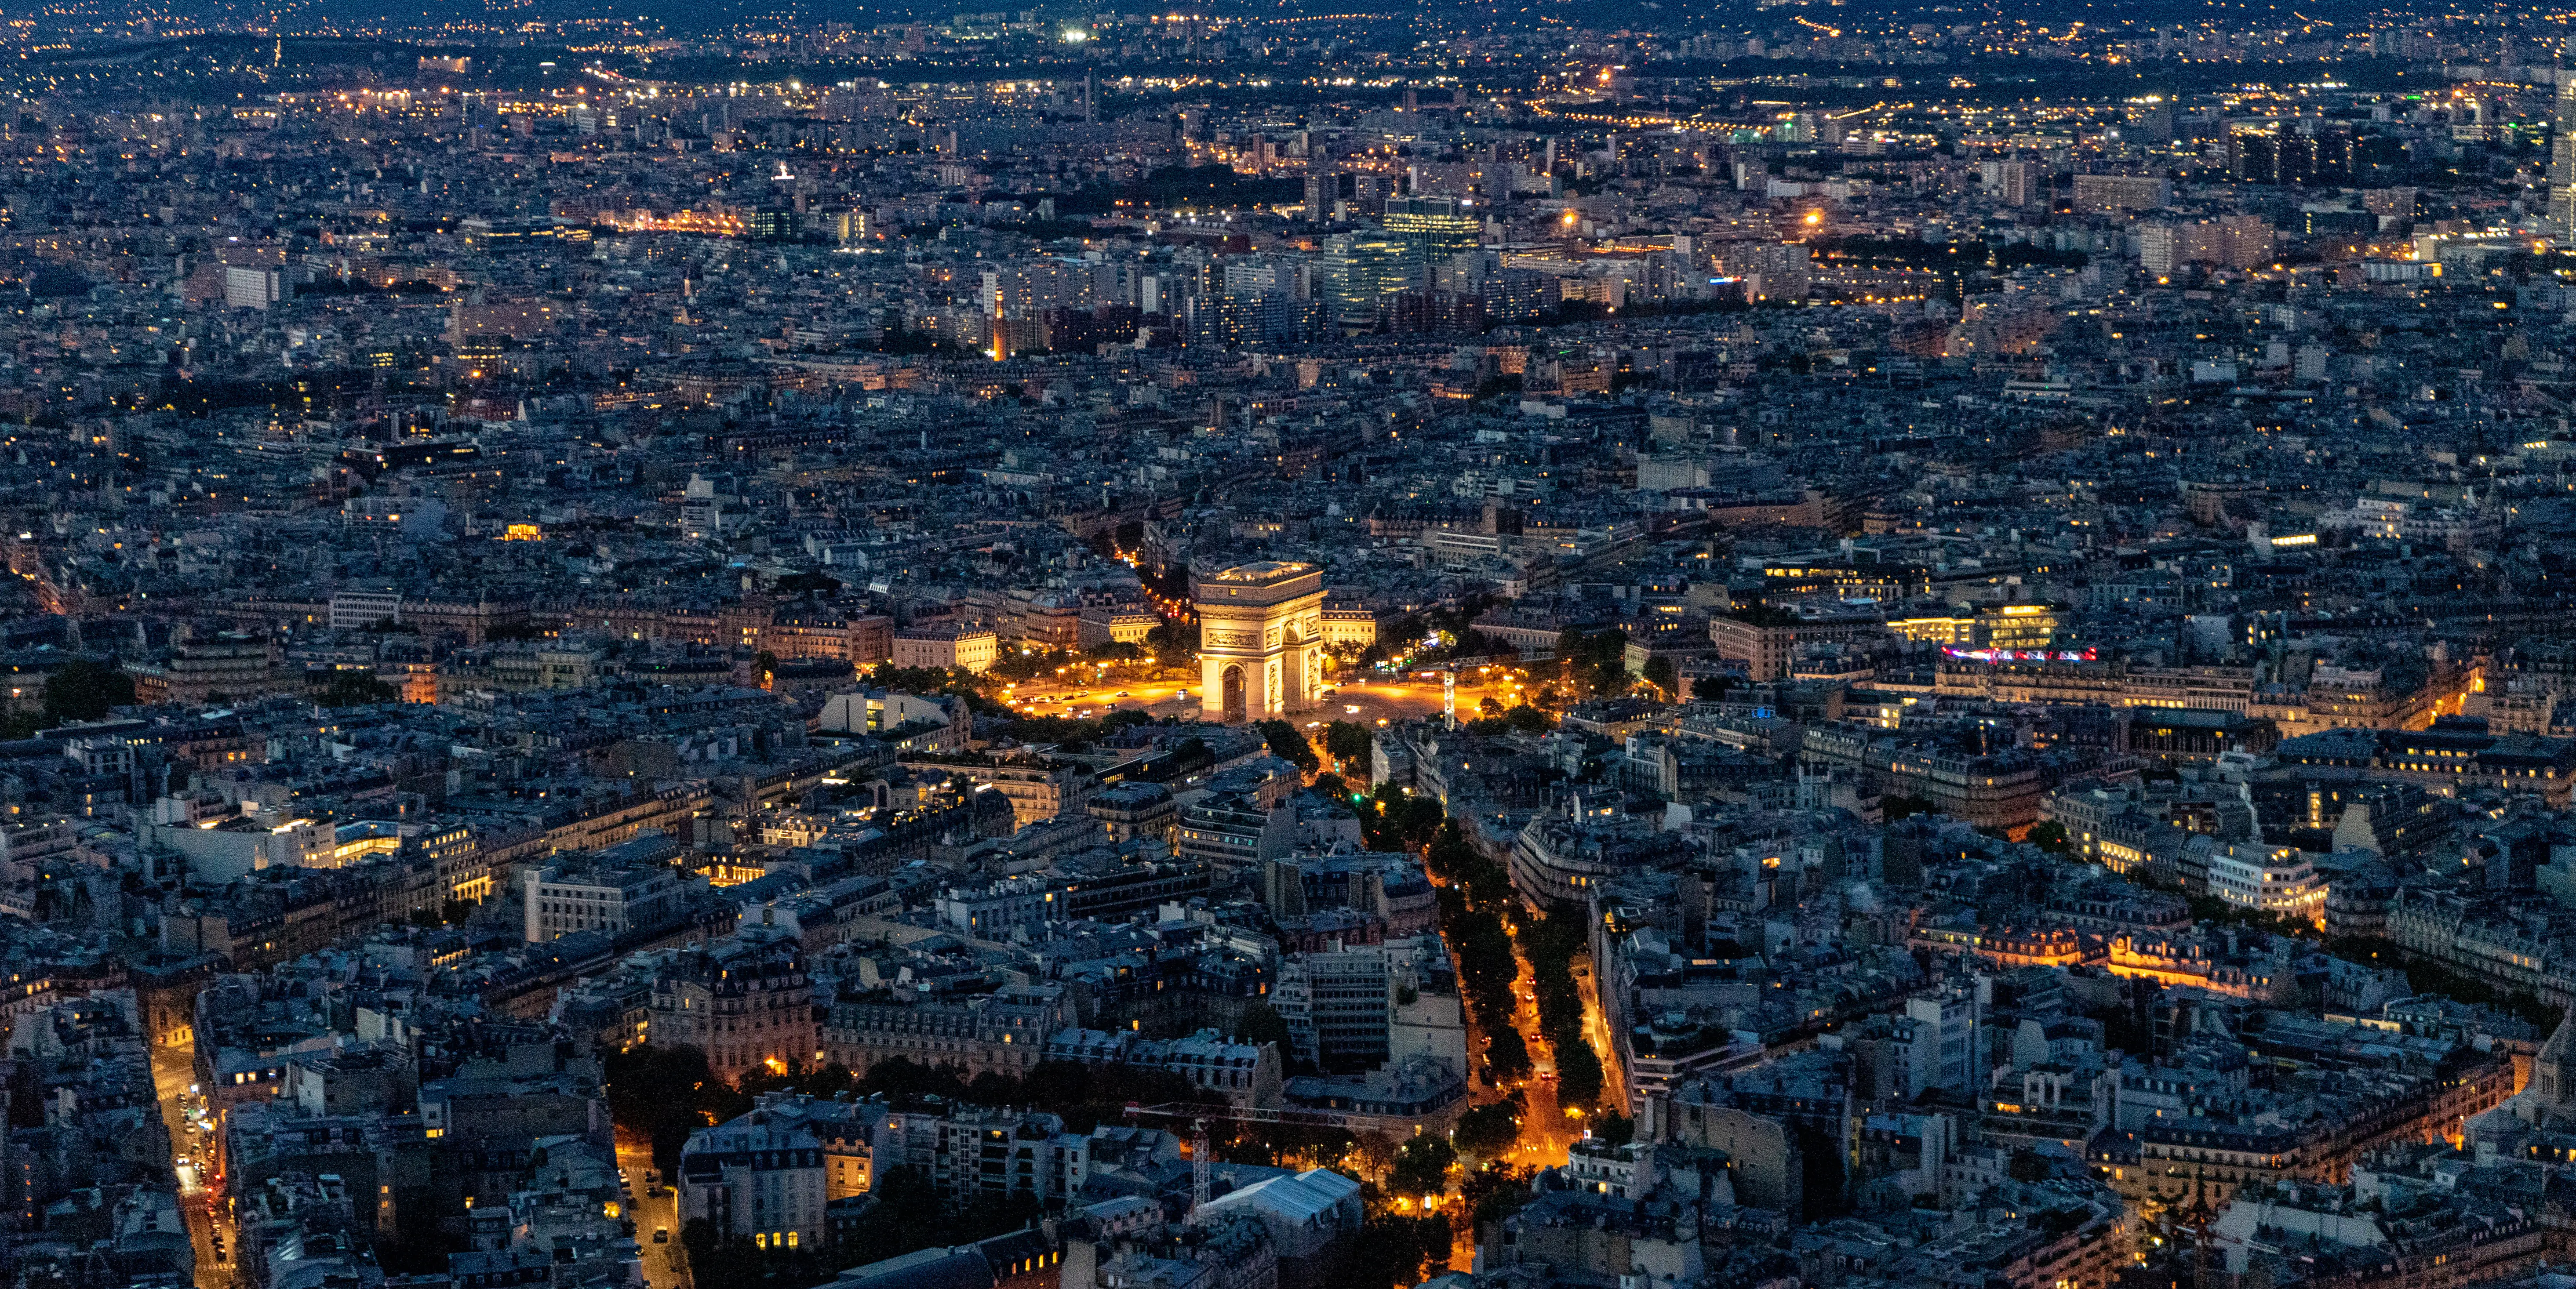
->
[2551,76,2576,228]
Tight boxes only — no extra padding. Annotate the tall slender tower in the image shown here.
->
[2551,73,2576,229]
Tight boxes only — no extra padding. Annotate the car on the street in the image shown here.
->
[654,1228,669,1243]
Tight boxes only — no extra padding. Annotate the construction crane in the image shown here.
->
[1119,1100,1381,1132]
[1124,1099,1505,1231]
[1116,1105,1227,1220]
[1121,1102,1369,1223]
[1192,1118,1210,1219]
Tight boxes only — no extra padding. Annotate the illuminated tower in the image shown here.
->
[2554,76,2576,230]
[1382,195,1484,273]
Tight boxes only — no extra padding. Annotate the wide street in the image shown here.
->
[1435,922,1622,1274]
[1483,939,1618,1168]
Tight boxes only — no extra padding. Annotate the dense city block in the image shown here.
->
[18,3,2576,1289]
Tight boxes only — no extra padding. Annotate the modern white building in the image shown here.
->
[871,1106,1095,1209]
[521,863,681,943]
[817,689,970,751]
[1898,988,1980,1098]
[2207,843,2328,925]
[224,265,290,309]
[327,590,404,631]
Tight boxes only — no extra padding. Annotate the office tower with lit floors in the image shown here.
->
[2554,74,2576,230]
[1381,195,1484,273]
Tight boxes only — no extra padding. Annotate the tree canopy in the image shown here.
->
[1257,718,1322,773]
